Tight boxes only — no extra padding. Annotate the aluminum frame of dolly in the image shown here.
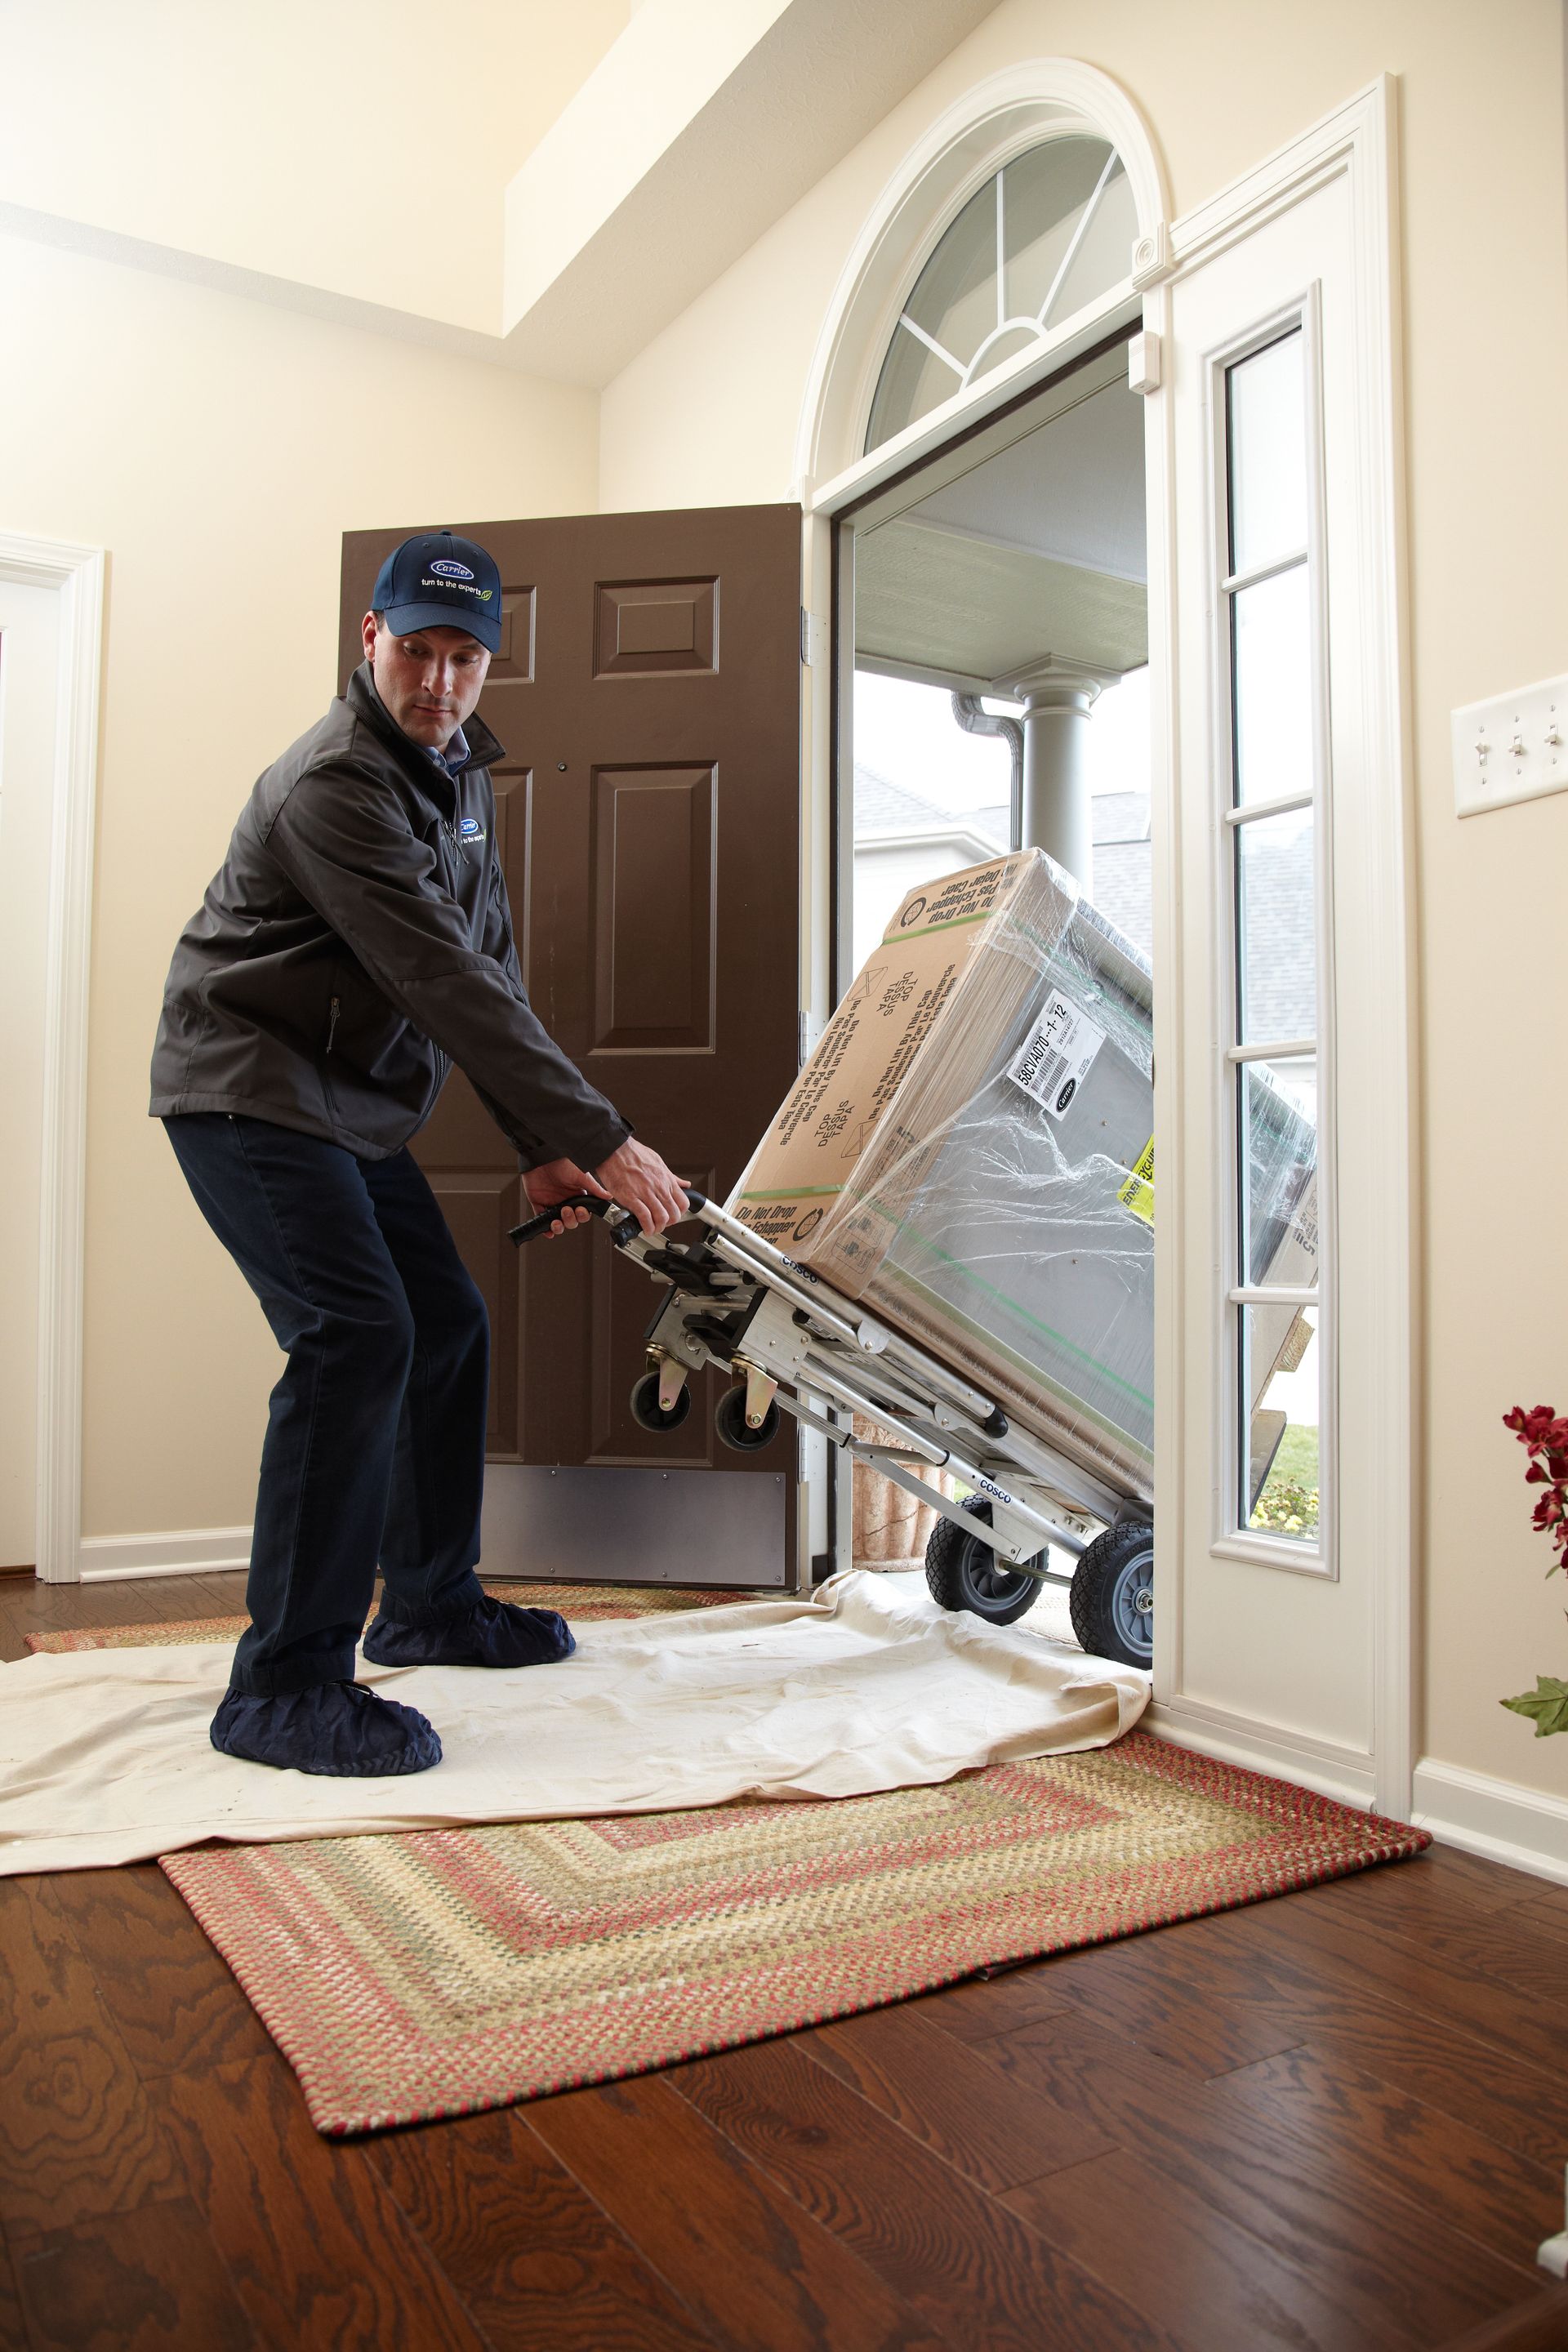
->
[510,1187,1139,1588]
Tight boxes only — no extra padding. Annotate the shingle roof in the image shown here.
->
[849,765,1312,1013]
[853,764,1008,846]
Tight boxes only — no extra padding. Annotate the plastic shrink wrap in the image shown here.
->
[729,851,1316,1514]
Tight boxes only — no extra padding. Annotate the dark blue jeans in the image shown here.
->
[163,1115,488,1695]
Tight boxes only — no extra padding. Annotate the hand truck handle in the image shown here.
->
[508,1186,708,1248]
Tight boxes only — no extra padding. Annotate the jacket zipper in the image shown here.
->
[327,996,340,1054]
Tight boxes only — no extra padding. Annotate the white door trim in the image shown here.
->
[0,532,106,1584]
[796,76,1413,1815]
[1153,79,1414,1820]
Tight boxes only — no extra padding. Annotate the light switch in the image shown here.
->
[1453,674,1568,817]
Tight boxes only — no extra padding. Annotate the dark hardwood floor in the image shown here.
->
[3,1569,1567,2351]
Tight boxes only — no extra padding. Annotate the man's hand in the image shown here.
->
[593,1138,691,1236]
[523,1157,610,1238]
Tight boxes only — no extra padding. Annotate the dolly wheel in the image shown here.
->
[924,1499,1041,1626]
[629,1370,693,1434]
[715,1383,781,1451]
[1069,1522,1154,1669]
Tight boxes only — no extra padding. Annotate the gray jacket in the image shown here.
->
[149,665,630,1170]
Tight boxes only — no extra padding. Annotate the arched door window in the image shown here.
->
[866,136,1136,453]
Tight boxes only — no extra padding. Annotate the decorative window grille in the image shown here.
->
[865,136,1137,452]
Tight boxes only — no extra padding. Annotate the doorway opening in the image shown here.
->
[831,323,1323,1668]
[831,335,1156,1659]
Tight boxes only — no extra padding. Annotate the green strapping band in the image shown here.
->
[880,908,996,946]
[737,1184,844,1203]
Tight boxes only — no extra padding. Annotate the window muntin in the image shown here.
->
[1220,325,1325,1555]
[865,136,1136,454]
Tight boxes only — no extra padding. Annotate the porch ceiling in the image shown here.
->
[854,518,1149,684]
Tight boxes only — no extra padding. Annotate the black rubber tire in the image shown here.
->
[629,1370,693,1434]
[1069,1522,1154,1668]
[715,1383,781,1451]
[924,1499,1042,1625]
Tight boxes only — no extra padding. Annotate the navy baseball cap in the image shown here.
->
[371,530,503,653]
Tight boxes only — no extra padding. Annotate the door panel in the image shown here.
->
[595,578,717,675]
[590,764,715,1050]
[338,506,801,1538]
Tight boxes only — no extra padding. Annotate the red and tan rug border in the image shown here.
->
[161,1730,1429,2138]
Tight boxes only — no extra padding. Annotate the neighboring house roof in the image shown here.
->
[1093,791,1150,847]
[1091,842,1153,963]
[850,764,1312,1009]
[853,764,1008,845]
[1238,827,1316,1041]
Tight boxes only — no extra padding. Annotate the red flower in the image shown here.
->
[1506,1405,1568,1573]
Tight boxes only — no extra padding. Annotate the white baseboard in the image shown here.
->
[1411,1756,1568,1888]
[1144,1697,1378,1811]
[77,1526,252,1583]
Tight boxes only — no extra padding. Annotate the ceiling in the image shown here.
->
[855,376,1150,684]
[0,0,1006,383]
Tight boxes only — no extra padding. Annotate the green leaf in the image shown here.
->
[1500,1677,1568,1736]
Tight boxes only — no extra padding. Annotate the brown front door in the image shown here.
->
[339,506,801,1584]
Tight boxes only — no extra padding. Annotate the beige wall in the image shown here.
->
[0,0,632,334]
[598,0,1568,1802]
[0,230,598,1538]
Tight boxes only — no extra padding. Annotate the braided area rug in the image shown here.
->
[23,1579,738,1652]
[161,1732,1427,2136]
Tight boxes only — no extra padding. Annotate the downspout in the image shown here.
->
[951,693,1023,849]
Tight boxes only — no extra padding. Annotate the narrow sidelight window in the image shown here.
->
[1218,324,1329,1564]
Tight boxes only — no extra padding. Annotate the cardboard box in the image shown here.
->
[730,852,1160,1494]
[731,856,1027,1257]
[730,848,1317,1511]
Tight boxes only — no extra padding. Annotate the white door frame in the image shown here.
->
[0,532,105,1584]
[795,76,1414,1814]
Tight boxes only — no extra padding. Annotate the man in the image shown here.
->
[150,530,688,1778]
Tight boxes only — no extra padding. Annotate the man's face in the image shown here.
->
[363,614,491,749]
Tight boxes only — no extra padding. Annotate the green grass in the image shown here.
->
[1271,1424,1320,1486]
[1252,1423,1320,1537]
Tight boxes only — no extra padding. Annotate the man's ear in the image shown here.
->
[360,611,378,662]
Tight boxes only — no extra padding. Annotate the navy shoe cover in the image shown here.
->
[211,1681,443,1776]
[361,1591,576,1670]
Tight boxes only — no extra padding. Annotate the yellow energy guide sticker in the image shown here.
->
[1119,1135,1154,1225]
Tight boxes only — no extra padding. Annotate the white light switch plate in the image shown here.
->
[1452,674,1568,818]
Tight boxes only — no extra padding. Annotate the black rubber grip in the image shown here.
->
[509,1187,706,1248]
[508,1194,609,1246]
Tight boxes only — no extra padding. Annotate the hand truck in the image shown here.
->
[511,1189,1155,1670]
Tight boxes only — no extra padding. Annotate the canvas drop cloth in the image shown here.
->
[0,1570,1149,1876]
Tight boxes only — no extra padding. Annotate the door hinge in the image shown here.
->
[798,1009,822,1067]
[800,608,827,668]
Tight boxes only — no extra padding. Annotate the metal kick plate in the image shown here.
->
[480,1465,791,1589]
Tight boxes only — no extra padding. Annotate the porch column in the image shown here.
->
[992,656,1123,897]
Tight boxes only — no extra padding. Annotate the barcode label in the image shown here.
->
[1006,991,1107,1120]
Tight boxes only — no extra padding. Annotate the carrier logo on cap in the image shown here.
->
[429,558,475,581]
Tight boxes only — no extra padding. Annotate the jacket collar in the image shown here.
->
[346,664,506,794]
